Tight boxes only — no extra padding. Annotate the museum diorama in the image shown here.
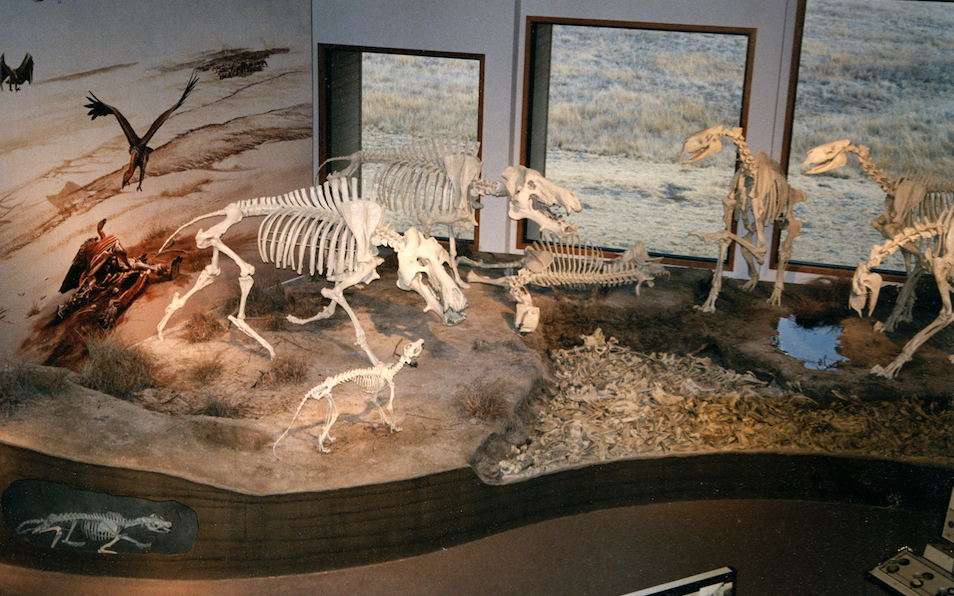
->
[0,0,953,594]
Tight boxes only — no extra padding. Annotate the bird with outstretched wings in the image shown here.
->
[1,53,34,91]
[85,72,199,191]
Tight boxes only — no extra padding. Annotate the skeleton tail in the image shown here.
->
[272,383,331,459]
[157,210,231,255]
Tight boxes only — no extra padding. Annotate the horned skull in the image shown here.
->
[395,228,468,325]
[849,262,883,317]
[502,165,581,236]
[802,139,852,175]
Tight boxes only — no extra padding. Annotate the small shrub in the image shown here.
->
[186,353,225,384]
[0,363,68,416]
[189,393,246,418]
[222,283,293,318]
[80,335,156,399]
[184,312,224,343]
[456,379,510,422]
[256,354,309,387]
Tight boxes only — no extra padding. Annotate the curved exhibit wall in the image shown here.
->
[0,439,950,581]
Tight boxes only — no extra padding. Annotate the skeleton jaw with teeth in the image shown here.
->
[850,263,882,318]
[396,228,468,325]
[502,165,581,236]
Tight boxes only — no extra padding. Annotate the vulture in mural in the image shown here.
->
[85,72,199,190]
[1,53,34,91]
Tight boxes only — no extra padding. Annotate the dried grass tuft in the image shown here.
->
[0,363,68,416]
[184,312,224,343]
[256,354,309,387]
[79,335,156,399]
[456,379,510,422]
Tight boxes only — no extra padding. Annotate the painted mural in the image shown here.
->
[0,0,312,365]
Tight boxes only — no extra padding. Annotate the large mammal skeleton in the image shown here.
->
[848,207,954,378]
[273,338,424,454]
[803,139,954,332]
[321,137,582,282]
[464,236,666,334]
[682,125,806,312]
[17,511,171,554]
[157,178,466,364]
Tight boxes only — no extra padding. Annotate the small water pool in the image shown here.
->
[772,315,849,370]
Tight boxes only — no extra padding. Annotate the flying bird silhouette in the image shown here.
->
[0,53,34,91]
[85,73,199,191]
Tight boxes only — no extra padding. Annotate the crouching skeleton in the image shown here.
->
[320,136,582,285]
[849,207,954,378]
[803,139,954,333]
[273,338,424,455]
[156,177,467,364]
[16,511,172,554]
[682,125,806,312]
[464,235,667,334]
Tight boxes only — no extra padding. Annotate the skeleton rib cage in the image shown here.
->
[524,235,655,289]
[357,136,482,231]
[894,170,954,256]
[250,178,381,278]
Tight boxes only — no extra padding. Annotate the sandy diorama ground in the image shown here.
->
[3,237,953,495]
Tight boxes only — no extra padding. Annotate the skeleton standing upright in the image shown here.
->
[682,125,806,312]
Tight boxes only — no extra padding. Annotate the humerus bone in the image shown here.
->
[804,139,954,332]
[156,178,466,364]
[848,207,954,378]
[465,235,666,334]
[273,338,424,455]
[682,125,806,312]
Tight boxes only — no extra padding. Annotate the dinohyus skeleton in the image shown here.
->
[803,139,954,332]
[17,511,171,554]
[321,137,582,281]
[682,125,806,312]
[157,178,466,364]
[848,207,954,378]
[274,338,424,454]
[464,235,667,334]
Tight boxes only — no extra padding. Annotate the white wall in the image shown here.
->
[313,0,802,272]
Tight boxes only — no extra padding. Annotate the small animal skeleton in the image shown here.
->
[464,235,667,334]
[273,338,424,455]
[1,53,33,92]
[321,137,582,283]
[848,207,954,378]
[803,139,954,332]
[16,511,172,554]
[85,73,198,190]
[157,177,466,364]
[682,125,806,312]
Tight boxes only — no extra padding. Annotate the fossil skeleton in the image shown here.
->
[682,125,806,312]
[464,235,667,334]
[320,137,582,283]
[156,177,466,364]
[848,207,954,378]
[274,338,424,455]
[803,140,954,333]
[17,511,172,554]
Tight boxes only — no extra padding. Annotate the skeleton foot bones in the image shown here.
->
[155,179,466,365]
[273,339,424,455]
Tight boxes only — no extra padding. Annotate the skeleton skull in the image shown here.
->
[396,228,468,325]
[502,165,581,236]
[680,124,738,163]
[849,262,883,317]
[802,139,852,175]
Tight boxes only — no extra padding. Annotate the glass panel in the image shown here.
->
[539,24,750,258]
[787,0,954,272]
[361,52,481,240]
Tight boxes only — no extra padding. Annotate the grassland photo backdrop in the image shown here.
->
[356,0,953,272]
